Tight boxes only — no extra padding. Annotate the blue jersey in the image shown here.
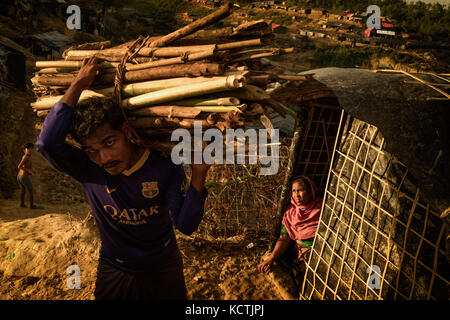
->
[36,102,207,274]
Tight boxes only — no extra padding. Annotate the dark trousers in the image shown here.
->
[94,248,187,300]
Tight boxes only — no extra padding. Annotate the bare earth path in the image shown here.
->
[0,152,295,300]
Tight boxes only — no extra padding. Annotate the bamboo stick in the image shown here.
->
[231,48,294,62]
[33,63,225,87]
[174,20,272,44]
[35,60,119,69]
[193,105,244,113]
[62,40,112,58]
[125,48,216,71]
[129,117,214,129]
[36,67,78,74]
[224,85,271,101]
[264,98,287,118]
[31,90,105,110]
[63,38,265,61]
[99,62,225,85]
[31,76,235,109]
[128,106,201,118]
[170,97,241,106]
[63,44,216,60]
[147,1,233,48]
[216,38,266,50]
[122,75,246,110]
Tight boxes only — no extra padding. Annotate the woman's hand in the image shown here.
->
[258,256,274,274]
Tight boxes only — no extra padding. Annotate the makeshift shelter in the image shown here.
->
[28,31,75,59]
[272,68,449,300]
[0,39,27,90]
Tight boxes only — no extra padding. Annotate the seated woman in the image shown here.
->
[258,176,323,276]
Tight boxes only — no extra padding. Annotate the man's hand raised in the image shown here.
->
[59,56,104,108]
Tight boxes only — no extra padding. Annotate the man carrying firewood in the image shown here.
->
[36,56,211,300]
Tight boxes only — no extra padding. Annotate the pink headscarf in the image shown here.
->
[281,176,323,241]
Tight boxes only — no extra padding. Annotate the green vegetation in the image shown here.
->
[312,46,376,68]
[286,0,449,39]
[311,46,429,69]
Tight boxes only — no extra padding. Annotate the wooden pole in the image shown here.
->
[147,1,233,48]
[122,75,246,110]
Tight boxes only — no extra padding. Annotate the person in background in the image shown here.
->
[17,142,37,209]
[258,176,323,275]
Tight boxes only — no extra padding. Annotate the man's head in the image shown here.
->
[291,177,312,206]
[69,97,140,175]
[23,142,34,155]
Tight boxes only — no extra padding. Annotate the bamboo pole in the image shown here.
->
[35,60,119,69]
[63,38,266,61]
[100,62,225,84]
[63,44,216,60]
[147,1,233,48]
[122,75,246,110]
[31,90,105,110]
[231,48,294,62]
[174,20,272,44]
[125,48,216,71]
[271,110,305,248]
[264,98,287,118]
[193,105,244,113]
[129,117,214,129]
[216,38,266,50]
[224,85,271,101]
[170,97,240,106]
[36,67,78,74]
[30,76,234,109]
[128,106,201,118]
[33,63,225,87]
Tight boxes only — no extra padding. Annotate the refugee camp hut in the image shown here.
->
[28,31,75,59]
[298,8,312,15]
[0,36,29,90]
[274,68,450,300]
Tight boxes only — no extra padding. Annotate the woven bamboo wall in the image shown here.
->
[301,115,449,300]
[193,137,291,239]
[294,102,342,194]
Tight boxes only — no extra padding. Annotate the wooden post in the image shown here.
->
[271,109,306,250]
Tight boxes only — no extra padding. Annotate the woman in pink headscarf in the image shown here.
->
[258,176,323,274]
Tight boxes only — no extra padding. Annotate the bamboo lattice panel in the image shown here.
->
[301,116,449,300]
[194,138,291,239]
[294,103,342,195]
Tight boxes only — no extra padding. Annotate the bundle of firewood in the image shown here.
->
[30,2,307,154]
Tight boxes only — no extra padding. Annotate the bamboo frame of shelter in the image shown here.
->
[300,114,449,300]
[195,137,292,239]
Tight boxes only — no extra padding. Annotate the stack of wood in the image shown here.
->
[30,2,307,153]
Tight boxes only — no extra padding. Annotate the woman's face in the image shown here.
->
[292,180,312,205]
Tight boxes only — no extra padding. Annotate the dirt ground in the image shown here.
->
[0,149,298,300]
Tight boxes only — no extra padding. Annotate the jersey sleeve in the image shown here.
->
[166,163,208,235]
[35,102,90,181]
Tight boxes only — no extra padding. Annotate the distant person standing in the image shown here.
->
[17,142,37,209]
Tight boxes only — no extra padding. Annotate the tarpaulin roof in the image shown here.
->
[297,67,450,213]
[30,31,75,49]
